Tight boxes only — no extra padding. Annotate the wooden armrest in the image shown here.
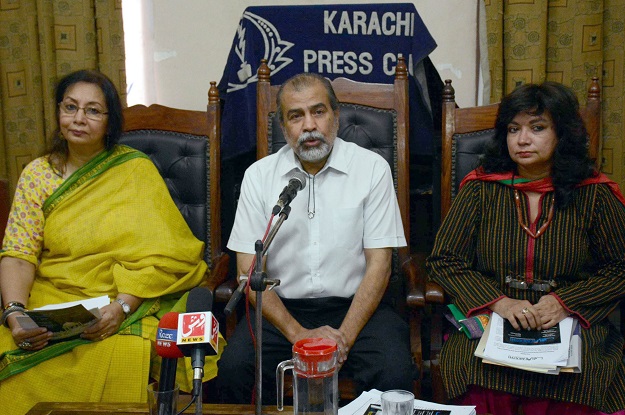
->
[425,281,445,304]
[403,253,426,309]
[200,252,230,292]
[214,274,239,303]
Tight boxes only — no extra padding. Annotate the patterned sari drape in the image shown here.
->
[0,0,126,192]
[485,0,625,189]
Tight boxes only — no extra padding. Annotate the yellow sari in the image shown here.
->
[0,146,223,415]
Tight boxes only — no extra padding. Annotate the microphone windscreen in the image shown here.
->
[186,286,213,313]
[291,170,307,190]
[156,311,184,359]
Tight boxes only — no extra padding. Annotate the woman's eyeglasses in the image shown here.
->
[58,101,108,121]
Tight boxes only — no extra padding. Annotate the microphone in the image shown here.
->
[177,287,219,397]
[226,173,307,314]
[155,312,183,415]
[224,275,247,317]
[272,171,307,215]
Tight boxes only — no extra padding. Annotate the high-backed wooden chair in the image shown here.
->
[119,82,229,294]
[217,57,426,401]
[426,77,602,403]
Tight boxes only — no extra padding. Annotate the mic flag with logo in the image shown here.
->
[177,310,219,355]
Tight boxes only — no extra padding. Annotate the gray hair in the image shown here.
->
[276,73,339,125]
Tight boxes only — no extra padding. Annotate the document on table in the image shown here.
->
[339,389,476,415]
[475,312,581,374]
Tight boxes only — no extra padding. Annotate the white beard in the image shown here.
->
[296,131,331,162]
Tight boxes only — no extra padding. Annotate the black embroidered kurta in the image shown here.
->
[427,180,625,412]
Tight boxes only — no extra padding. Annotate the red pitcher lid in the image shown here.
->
[293,338,337,362]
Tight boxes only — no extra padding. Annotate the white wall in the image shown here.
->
[126,0,481,110]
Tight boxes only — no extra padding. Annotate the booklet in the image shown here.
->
[339,389,476,415]
[475,312,581,374]
[14,295,108,341]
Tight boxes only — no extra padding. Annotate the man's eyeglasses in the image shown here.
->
[58,101,108,121]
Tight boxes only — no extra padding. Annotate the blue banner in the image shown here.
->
[218,3,440,159]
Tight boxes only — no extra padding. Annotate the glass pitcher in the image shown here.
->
[277,338,339,415]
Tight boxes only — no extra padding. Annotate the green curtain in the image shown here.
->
[485,0,625,189]
[0,0,126,192]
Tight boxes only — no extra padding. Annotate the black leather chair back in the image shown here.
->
[451,129,494,198]
[119,130,212,266]
[268,103,397,178]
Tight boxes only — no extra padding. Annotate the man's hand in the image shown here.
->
[292,325,349,364]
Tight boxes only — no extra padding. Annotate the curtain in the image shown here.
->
[0,0,126,192]
[485,0,625,189]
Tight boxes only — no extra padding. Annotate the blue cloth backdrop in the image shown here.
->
[217,3,441,159]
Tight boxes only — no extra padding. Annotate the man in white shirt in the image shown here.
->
[217,72,414,403]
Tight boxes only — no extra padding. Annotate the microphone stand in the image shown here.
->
[249,206,289,415]
[195,384,202,415]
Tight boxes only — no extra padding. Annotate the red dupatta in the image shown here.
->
[460,168,625,206]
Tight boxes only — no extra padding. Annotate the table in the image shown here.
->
[26,402,492,415]
[26,402,289,415]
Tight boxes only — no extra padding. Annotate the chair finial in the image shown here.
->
[443,79,455,102]
[258,59,271,83]
[395,56,408,80]
[208,81,219,104]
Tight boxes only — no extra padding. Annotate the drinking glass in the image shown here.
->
[147,381,179,415]
[381,389,414,415]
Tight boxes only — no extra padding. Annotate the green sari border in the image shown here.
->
[43,145,148,215]
[0,298,159,382]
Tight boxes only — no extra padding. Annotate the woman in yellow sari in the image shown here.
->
[0,70,221,415]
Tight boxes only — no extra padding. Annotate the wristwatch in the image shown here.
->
[115,298,131,318]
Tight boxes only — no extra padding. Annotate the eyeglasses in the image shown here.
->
[58,101,108,121]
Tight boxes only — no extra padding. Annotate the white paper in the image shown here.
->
[339,389,476,415]
[476,313,581,374]
[34,295,109,311]
[482,313,573,367]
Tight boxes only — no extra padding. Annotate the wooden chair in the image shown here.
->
[119,82,229,295]
[217,57,426,401]
[426,77,602,403]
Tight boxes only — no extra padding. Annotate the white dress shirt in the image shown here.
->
[227,137,406,298]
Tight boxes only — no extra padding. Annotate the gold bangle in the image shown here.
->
[3,301,26,312]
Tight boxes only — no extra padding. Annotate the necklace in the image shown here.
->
[513,189,554,239]
[307,174,315,219]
